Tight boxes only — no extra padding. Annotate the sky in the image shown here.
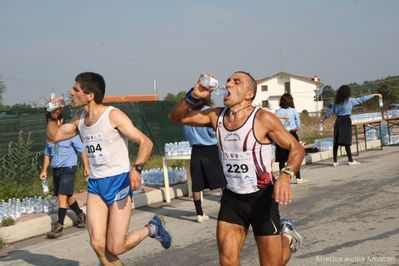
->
[0,0,398,105]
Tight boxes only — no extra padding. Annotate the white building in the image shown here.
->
[253,72,324,114]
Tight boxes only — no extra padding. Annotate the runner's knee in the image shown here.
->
[107,242,124,256]
[90,239,106,254]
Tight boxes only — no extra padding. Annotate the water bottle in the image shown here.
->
[41,180,49,196]
[379,97,383,108]
[199,74,227,96]
[47,93,65,112]
[319,124,324,135]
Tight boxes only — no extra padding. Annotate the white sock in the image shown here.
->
[148,224,157,237]
[282,233,293,244]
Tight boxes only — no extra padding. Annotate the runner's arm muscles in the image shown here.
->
[168,100,216,127]
[110,109,153,164]
[261,111,305,172]
[47,117,79,143]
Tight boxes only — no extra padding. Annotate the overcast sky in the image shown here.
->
[1,0,398,105]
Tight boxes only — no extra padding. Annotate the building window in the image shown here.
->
[284,82,291,94]
[262,100,269,108]
[261,85,268,91]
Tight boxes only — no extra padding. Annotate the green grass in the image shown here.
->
[1,217,16,227]
[0,235,6,249]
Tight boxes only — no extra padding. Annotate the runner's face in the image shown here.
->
[223,72,252,108]
[69,82,91,107]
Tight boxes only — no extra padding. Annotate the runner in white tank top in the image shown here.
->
[78,106,130,179]
[217,106,275,194]
[46,72,171,265]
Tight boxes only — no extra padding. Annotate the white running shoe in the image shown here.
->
[296,178,308,184]
[281,219,303,252]
[348,160,361,166]
[196,214,209,223]
[333,162,339,167]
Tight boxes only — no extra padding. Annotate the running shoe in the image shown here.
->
[333,162,339,167]
[196,214,209,223]
[281,219,303,252]
[47,223,63,238]
[76,211,86,228]
[296,177,309,184]
[148,215,172,249]
[348,160,361,166]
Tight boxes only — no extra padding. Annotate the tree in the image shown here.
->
[163,91,186,103]
[321,85,335,107]
[0,77,6,106]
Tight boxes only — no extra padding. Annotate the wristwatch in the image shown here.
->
[133,163,144,174]
[281,167,295,179]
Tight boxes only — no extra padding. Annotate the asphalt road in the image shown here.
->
[0,146,398,266]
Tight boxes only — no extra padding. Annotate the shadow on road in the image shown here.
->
[0,249,79,265]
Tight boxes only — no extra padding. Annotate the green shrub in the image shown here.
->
[0,131,41,200]
[0,235,6,249]
[1,217,16,227]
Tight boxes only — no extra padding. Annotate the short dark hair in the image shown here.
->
[335,85,351,104]
[75,72,106,104]
[279,93,295,109]
[235,71,257,101]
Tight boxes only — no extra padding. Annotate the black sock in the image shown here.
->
[68,201,82,215]
[58,208,67,225]
[345,146,353,162]
[194,200,203,216]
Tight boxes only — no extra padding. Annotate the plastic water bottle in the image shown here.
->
[319,124,324,135]
[199,74,227,96]
[379,98,383,108]
[47,93,65,112]
[41,180,49,196]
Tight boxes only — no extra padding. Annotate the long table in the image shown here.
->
[385,117,399,145]
[350,119,383,157]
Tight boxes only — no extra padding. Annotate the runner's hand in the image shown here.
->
[83,167,90,178]
[39,172,47,181]
[129,170,142,191]
[273,175,292,205]
[191,73,217,99]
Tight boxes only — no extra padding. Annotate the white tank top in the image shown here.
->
[216,107,275,194]
[78,106,130,179]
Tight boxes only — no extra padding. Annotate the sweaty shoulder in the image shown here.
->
[254,108,281,143]
[255,108,278,124]
[108,107,131,129]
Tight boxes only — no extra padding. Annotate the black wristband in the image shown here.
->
[184,88,200,105]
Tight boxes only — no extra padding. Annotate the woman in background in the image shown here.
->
[275,93,306,184]
[321,85,382,166]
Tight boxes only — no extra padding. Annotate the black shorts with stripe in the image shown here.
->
[217,186,281,236]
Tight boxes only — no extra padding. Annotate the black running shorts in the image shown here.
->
[52,166,77,196]
[218,186,281,236]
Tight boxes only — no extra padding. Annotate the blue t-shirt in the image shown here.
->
[324,95,374,118]
[183,106,217,146]
[275,107,301,131]
[44,135,84,168]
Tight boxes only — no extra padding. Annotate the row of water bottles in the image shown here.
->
[351,112,382,123]
[315,138,334,151]
[164,141,191,157]
[0,196,59,221]
[386,109,399,119]
[141,167,186,187]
